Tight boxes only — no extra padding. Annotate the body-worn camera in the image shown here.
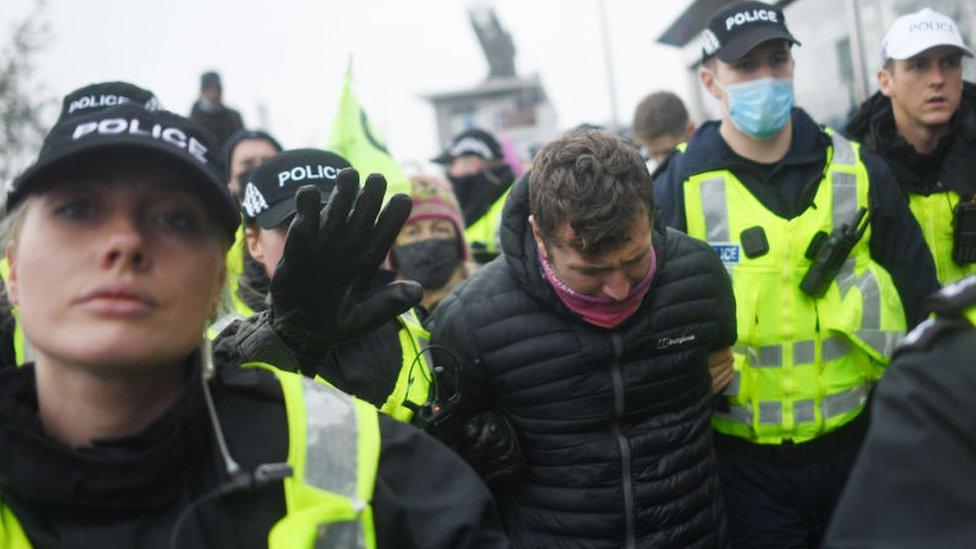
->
[800,207,870,299]
[953,199,976,265]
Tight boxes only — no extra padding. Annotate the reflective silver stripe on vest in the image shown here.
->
[715,403,752,425]
[857,331,902,358]
[830,132,858,228]
[758,401,782,425]
[751,345,782,367]
[700,177,730,242]
[723,369,741,397]
[823,383,870,418]
[822,336,850,362]
[837,260,903,355]
[793,340,815,364]
[300,377,363,507]
[831,171,858,230]
[794,399,816,423]
[830,132,857,167]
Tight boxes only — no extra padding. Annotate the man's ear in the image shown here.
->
[700,66,723,101]
[4,247,17,307]
[878,67,894,98]
[528,215,545,251]
[684,119,696,141]
[244,226,264,264]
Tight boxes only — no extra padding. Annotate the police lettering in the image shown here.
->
[71,118,209,164]
[67,94,130,114]
[909,20,954,33]
[726,9,777,31]
[277,164,343,187]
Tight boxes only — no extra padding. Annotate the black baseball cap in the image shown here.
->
[701,1,800,64]
[54,81,162,126]
[431,128,502,165]
[201,71,222,91]
[9,102,238,240]
[240,148,352,229]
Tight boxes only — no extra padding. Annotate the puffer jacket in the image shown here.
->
[428,175,737,547]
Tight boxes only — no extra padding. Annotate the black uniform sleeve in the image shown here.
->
[863,151,939,326]
[652,153,689,232]
[372,416,509,549]
[212,312,403,410]
[824,324,976,548]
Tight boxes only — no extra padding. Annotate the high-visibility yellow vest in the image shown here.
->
[0,365,380,548]
[682,131,906,444]
[907,190,976,285]
[465,188,511,257]
[0,258,29,367]
[225,224,254,318]
[382,308,433,422]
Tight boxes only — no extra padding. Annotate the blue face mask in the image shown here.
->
[720,77,795,140]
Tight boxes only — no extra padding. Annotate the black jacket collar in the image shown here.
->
[0,359,213,512]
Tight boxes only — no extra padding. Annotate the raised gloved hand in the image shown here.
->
[270,169,422,356]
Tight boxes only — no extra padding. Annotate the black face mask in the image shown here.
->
[448,162,515,225]
[393,238,460,290]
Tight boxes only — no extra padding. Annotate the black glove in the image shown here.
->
[456,410,526,486]
[270,169,422,356]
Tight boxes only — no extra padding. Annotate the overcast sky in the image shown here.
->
[4,0,692,169]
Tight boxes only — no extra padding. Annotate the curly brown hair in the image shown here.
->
[529,129,653,259]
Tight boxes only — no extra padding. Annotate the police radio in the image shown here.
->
[953,198,976,265]
[800,207,870,299]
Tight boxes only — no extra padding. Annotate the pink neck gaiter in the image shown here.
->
[539,246,657,329]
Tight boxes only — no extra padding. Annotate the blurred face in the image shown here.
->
[879,46,964,130]
[245,225,288,278]
[201,86,221,104]
[531,211,653,301]
[702,40,795,111]
[643,133,685,165]
[448,155,486,178]
[228,139,279,200]
[6,162,226,374]
[396,217,458,246]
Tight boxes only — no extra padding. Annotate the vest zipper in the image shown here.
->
[610,332,636,549]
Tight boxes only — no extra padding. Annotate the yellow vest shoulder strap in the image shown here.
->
[243,363,381,549]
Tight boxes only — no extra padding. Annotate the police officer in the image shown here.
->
[847,8,976,285]
[432,128,515,264]
[0,100,506,547]
[824,275,976,547]
[234,148,432,422]
[0,80,162,368]
[653,1,939,545]
[219,129,284,321]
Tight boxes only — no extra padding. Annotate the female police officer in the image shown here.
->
[0,101,505,547]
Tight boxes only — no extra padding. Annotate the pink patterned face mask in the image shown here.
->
[538,246,656,329]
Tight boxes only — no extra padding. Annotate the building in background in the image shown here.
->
[658,0,975,130]
[422,7,557,161]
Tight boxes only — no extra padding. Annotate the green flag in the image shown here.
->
[327,72,411,198]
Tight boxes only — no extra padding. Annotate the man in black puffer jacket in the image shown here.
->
[426,129,737,547]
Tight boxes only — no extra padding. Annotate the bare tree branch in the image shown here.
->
[0,0,53,182]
